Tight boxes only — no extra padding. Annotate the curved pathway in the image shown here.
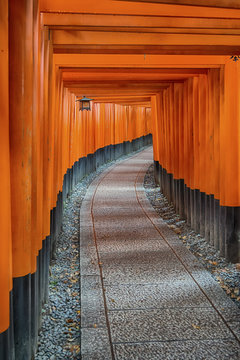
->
[80,147,240,360]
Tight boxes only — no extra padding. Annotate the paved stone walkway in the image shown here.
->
[80,147,240,360]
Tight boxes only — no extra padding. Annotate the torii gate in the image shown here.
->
[1,0,240,358]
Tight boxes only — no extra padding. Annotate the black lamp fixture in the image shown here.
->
[76,96,94,111]
[230,55,240,62]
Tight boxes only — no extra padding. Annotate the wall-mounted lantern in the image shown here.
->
[230,55,240,62]
[76,96,93,111]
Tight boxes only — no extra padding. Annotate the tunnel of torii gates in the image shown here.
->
[1,0,240,358]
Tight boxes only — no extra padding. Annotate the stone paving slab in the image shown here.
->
[100,257,190,286]
[81,328,112,360]
[80,147,240,359]
[93,207,140,217]
[104,282,210,310]
[81,275,106,328]
[108,307,234,343]
[93,229,162,243]
[97,238,169,255]
[80,245,100,276]
[114,340,240,360]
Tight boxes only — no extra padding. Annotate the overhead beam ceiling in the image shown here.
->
[40,0,240,106]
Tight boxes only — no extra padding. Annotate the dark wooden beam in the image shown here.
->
[53,44,240,55]
[115,0,240,9]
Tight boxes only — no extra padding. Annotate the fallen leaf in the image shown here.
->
[70,345,80,354]
[70,279,78,283]
[93,324,97,328]
[173,228,181,234]
[192,323,201,330]
[66,318,74,323]
[209,261,218,266]
[68,323,76,328]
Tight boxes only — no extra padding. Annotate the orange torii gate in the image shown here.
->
[1,0,240,359]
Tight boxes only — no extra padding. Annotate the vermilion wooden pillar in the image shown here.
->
[41,26,51,241]
[219,60,240,261]
[9,0,33,358]
[31,0,41,354]
[0,0,13,359]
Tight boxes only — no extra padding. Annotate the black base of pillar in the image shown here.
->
[209,194,215,246]
[43,236,50,303]
[13,274,31,360]
[200,191,206,237]
[79,157,86,180]
[205,194,210,242]
[179,179,185,218]
[186,187,191,226]
[154,161,160,185]
[38,247,43,325]
[31,271,38,356]
[225,207,240,263]
[190,189,195,229]
[174,179,179,213]
[0,291,15,360]
[0,328,11,360]
[214,199,220,250]
[194,189,200,233]
[153,160,240,262]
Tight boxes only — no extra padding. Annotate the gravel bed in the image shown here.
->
[35,147,149,360]
[35,181,84,360]
[144,164,240,309]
